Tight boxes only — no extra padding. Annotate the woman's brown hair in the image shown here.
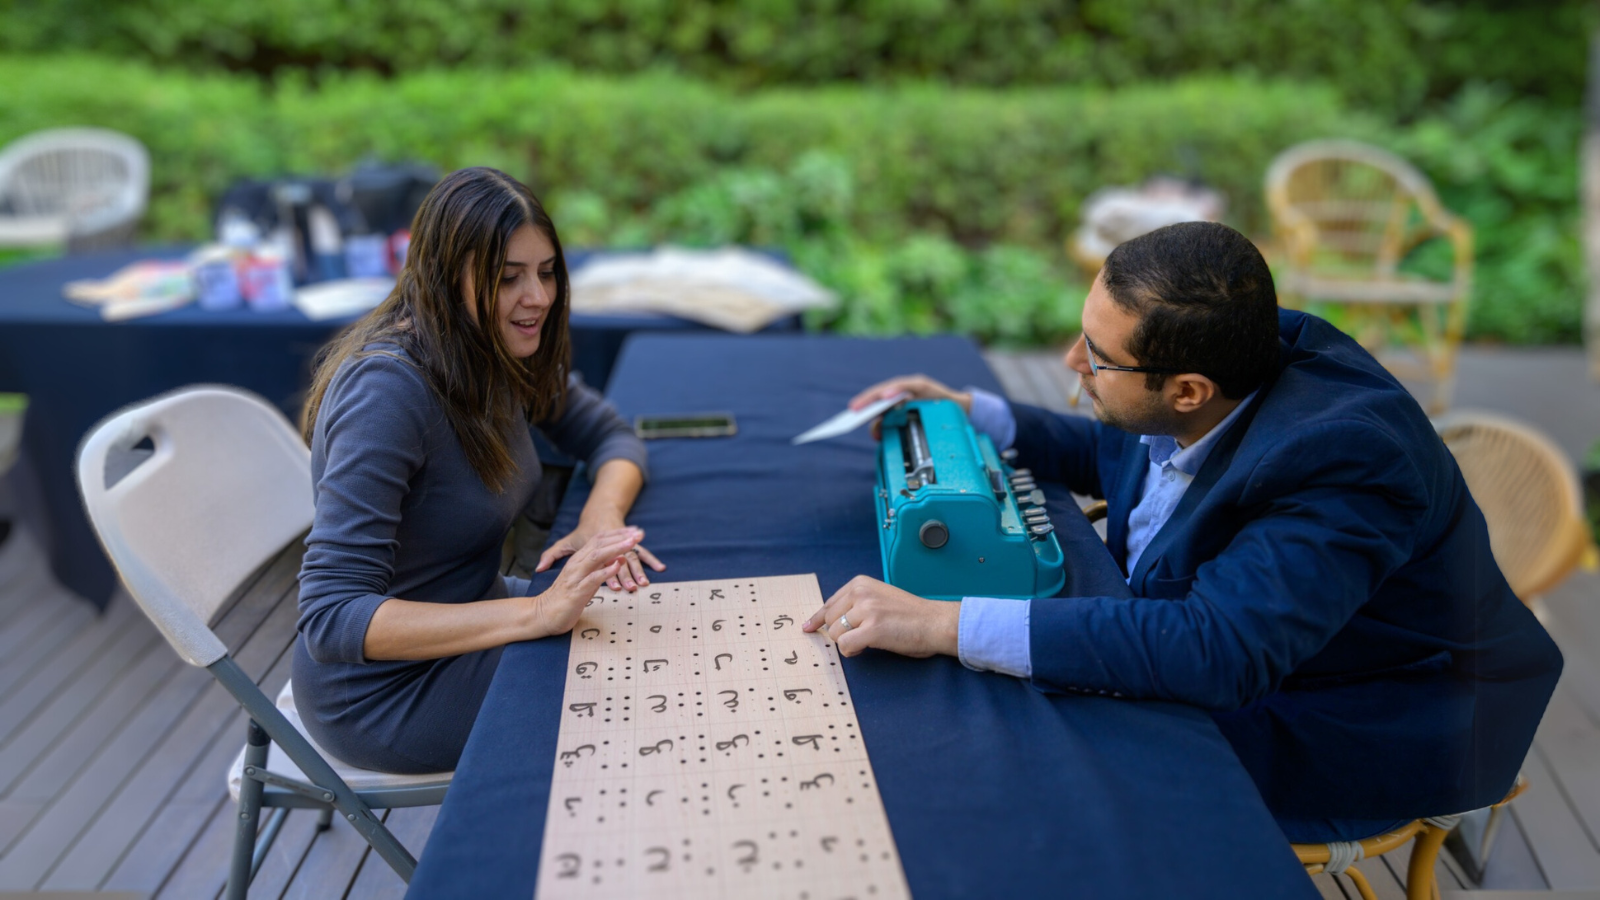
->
[300,167,572,492]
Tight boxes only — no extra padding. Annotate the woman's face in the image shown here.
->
[464,224,557,359]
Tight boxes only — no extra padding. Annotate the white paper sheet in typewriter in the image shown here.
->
[535,573,910,900]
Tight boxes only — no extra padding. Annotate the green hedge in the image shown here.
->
[1,0,1588,116]
[0,55,1581,344]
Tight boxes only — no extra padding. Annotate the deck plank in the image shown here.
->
[0,598,95,700]
[57,660,295,889]
[343,806,438,900]
[0,635,176,802]
[0,661,208,889]
[1510,746,1600,889]
[1529,682,1600,853]
[100,798,222,896]
[0,588,76,672]
[0,801,41,858]
[278,808,376,900]
[37,666,226,891]
[149,799,235,900]
[23,543,303,894]
[0,606,158,789]
[239,806,327,900]
[0,594,138,740]
[1311,871,1352,899]
[141,589,303,898]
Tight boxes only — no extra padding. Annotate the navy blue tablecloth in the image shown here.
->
[0,250,796,607]
[408,334,1315,899]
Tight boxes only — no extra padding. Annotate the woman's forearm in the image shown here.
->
[363,595,540,661]
[579,458,644,527]
[363,525,645,661]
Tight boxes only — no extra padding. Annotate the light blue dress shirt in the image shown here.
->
[955,387,1257,677]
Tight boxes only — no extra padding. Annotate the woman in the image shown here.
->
[294,167,663,773]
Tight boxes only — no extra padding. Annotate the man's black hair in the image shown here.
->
[1101,221,1280,399]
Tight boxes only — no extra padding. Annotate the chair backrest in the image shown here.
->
[1435,410,1592,602]
[76,386,313,667]
[1265,139,1453,278]
[0,128,150,235]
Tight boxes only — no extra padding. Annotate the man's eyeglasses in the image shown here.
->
[1082,334,1181,376]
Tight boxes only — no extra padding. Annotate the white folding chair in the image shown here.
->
[75,385,450,899]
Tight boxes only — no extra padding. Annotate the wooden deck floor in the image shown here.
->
[0,347,1593,899]
[0,522,420,899]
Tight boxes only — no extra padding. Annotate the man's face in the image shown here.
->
[1061,272,1178,436]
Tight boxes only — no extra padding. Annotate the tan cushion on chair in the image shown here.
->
[227,679,452,801]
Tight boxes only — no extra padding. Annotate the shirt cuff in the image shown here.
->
[957,596,1033,678]
[965,387,1017,452]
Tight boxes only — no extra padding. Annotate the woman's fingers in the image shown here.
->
[635,545,666,572]
[561,529,641,589]
[616,556,640,592]
[580,529,641,564]
[534,537,577,573]
[580,558,624,592]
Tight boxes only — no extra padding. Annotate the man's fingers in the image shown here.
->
[826,605,863,642]
[803,591,845,633]
[836,627,871,657]
[802,607,826,633]
[847,381,895,411]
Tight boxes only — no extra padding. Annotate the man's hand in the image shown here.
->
[802,575,961,659]
[848,374,971,413]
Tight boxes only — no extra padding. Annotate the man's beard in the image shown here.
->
[1092,384,1177,437]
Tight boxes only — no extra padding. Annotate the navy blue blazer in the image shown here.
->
[1010,309,1562,819]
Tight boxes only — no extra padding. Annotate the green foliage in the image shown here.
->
[1392,85,1584,344]
[0,0,1587,116]
[0,55,1580,345]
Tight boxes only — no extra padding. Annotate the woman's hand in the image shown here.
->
[536,520,665,591]
[531,527,644,638]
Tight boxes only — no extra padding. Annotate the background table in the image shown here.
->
[0,250,797,607]
[409,334,1316,899]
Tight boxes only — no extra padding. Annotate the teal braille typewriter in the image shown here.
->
[874,399,1066,601]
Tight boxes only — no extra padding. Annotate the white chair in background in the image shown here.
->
[0,127,150,251]
[75,385,450,899]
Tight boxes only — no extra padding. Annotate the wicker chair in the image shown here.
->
[1435,410,1595,603]
[1296,414,1592,898]
[0,127,150,251]
[1293,778,1526,900]
[1266,140,1472,414]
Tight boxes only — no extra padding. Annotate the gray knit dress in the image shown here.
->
[293,347,646,773]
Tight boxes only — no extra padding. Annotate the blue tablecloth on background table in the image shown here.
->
[0,249,797,608]
[408,334,1315,899]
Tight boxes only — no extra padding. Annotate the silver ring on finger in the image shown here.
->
[837,614,853,631]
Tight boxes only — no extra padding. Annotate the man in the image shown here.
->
[803,221,1561,842]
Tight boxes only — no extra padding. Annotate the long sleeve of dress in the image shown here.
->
[297,355,432,665]
[538,373,649,481]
